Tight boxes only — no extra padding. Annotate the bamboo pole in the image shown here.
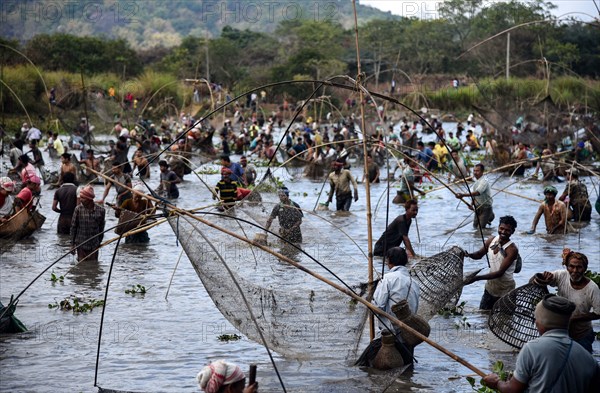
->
[87,166,488,378]
[351,0,376,342]
[491,187,542,203]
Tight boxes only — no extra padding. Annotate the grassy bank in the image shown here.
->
[1,65,598,134]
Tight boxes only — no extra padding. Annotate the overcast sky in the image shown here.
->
[362,0,599,21]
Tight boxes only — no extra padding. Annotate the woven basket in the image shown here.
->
[488,283,549,349]
[409,246,466,320]
[372,331,404,370]
[392,300,431,347]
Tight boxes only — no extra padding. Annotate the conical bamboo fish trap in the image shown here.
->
[488,283,549,348]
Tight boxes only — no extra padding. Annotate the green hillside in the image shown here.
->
[0,0,399,50]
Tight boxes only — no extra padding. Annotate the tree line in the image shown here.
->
[1,0,598,95]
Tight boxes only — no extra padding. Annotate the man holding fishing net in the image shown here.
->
[325,161,358,211]
[374,199,419,258]
[455,163,494,229]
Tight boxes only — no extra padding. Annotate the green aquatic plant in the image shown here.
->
[217,334,242,342]
[48,296,104,313]
[438,301,467,318]
[48,271,64,283]
[466,361,510,392]
[125,284,148,295]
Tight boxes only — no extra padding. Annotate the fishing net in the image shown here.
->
[168,213,368,362]
[409,246,467,320]
[488,283,549,349]
[167,171,370,362]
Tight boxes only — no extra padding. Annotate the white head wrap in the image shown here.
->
[196,360,245,393]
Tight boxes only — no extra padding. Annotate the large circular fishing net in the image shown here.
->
[488,283,549,349]
[167,172,370,363]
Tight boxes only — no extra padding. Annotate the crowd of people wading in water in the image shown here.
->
[1,93,599,392]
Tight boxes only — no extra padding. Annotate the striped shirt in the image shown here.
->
[71,203,106,251]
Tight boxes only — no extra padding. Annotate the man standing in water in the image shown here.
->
[374,199,419,258]
[527,185,568,234]
[52,172,78,235]
[326,161,358,211]
[393,156,425,204]
[265,187,303,244]
[455,163,494,229]
[464,216,519,310]
[71,186,106,262]
[559,169,592,222]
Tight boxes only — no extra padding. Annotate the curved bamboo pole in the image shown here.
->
[0,43,53,119]
[0,79,33,126]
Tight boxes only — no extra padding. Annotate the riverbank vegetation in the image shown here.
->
[1,0,598,132]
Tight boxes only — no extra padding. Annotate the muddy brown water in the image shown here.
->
[1,136,599,392]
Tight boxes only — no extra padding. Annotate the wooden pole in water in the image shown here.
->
[80,68,92,146]
[351,0,375,341]
[87,167,488,377]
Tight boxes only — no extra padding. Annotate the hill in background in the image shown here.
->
[1,0,399,50]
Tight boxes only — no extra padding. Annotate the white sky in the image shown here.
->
[362,0,599,21]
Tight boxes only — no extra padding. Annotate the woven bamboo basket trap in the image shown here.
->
[488,283,550,349]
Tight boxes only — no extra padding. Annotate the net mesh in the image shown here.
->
[488,283,549,349]
[167,173,370,362]
[409,246,466,321]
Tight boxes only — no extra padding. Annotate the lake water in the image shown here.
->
[1,130,598,392]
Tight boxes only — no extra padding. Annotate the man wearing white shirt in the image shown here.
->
[372,247,419,336]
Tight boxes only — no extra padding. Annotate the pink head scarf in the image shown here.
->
[196,360,245,393]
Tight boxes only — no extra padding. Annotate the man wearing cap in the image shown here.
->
[156,160,180,199]
[214,168,238,211]
[559,170,592,222]
[71,186,106,262]
[99,161,133,205]
[528,185,568,234]
[326,161,358,211]
[483,294,599,392]
[265,187,303,244]
[0,177,15,220]
[532,250,600,353]
[52,172,78,235]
